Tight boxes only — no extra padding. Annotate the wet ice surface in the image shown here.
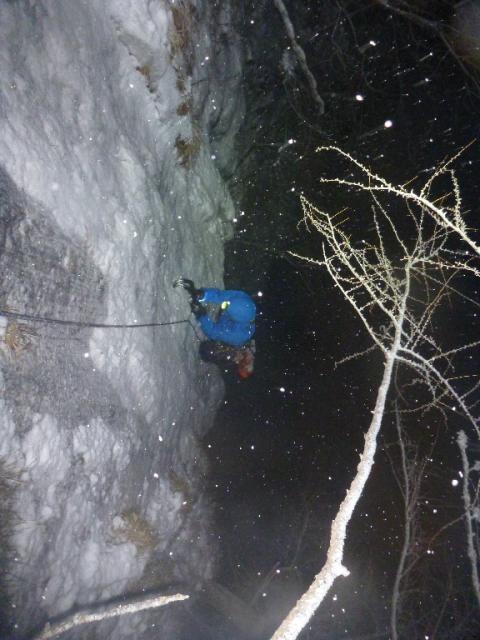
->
[0,1,243,637]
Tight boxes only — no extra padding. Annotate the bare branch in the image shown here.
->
[273,0,325,114]
[271,337,403,640]
[316,145,480,257]
[33,592,189,640]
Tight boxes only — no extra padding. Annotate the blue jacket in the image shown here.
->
[197,288,256,347]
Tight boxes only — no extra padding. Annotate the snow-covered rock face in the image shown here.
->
[0,1,244,637]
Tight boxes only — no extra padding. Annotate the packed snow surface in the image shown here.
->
[0,1,244,637]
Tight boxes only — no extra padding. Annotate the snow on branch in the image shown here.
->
[273,0,325,114]
[271,340,401,640]
[32,592,189,640]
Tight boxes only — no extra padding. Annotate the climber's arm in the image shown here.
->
[199,288,230,305]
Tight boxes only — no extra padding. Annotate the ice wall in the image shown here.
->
[0,1,244,637]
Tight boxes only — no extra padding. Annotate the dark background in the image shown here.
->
[204,2,480,638]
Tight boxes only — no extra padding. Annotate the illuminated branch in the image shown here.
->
[33,592,189,640]
[271,314,406,640]
[316,145,480,258]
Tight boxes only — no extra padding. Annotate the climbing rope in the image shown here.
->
[0,308,191,330]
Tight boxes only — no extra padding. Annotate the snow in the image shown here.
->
[0,0,244,636]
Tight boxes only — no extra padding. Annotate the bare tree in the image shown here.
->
[270,146,480,640]
[386,400,433,640]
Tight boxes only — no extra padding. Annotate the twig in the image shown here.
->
[316,144,480,258]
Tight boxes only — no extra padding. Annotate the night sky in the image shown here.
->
[204,2,480,639]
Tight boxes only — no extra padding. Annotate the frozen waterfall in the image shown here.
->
[0,1,245,637]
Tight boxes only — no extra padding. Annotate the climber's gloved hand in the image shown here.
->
[174,277,195,294]
[174,277,203,301]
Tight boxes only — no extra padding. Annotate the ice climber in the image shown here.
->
[174,277,256,378]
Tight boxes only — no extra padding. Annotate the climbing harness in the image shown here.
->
[0,308,191,330]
